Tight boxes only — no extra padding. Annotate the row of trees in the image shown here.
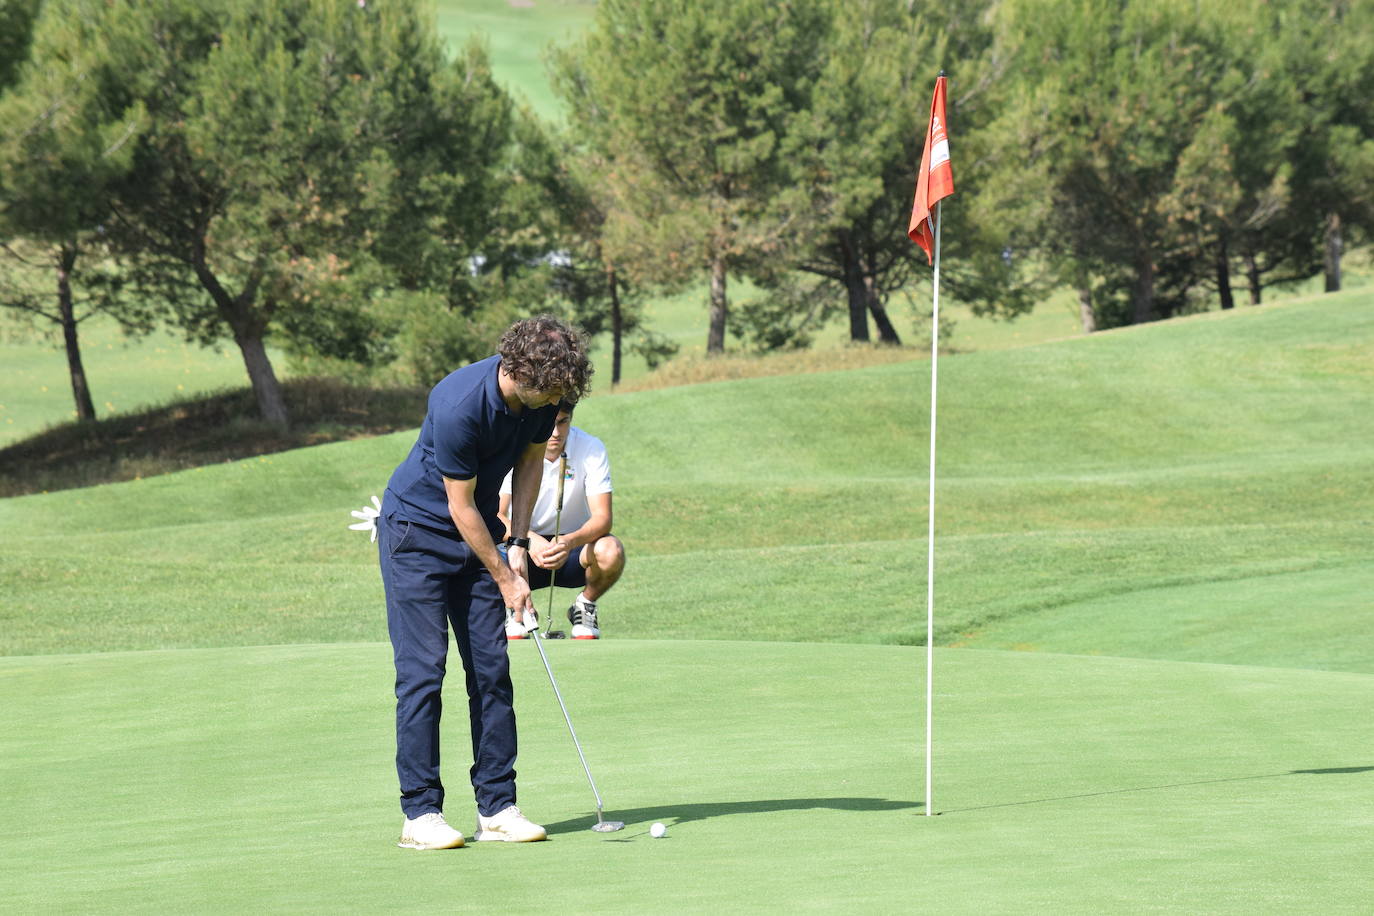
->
[3,0,1371,427]
[555,0,1373,342]
[1,0,551,425]
[979,0,1374,330]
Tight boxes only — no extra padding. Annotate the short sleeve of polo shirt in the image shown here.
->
[580,434,613,495]
[528,408,557,445]
[431,398,483,481]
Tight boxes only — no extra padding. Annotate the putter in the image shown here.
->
[527,620,625,832]
[526,453,624,832]
[542,453,569,639]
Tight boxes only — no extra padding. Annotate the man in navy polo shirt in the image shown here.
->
[378,316,593,850]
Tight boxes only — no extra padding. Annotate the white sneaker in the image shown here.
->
[474,805,547,842]
[506,609,539,639]
[397,812,464,850]
[568,599,600,639]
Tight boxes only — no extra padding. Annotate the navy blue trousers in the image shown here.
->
[379,513,517,819]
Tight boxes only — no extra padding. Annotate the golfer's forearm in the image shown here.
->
[449,501,511,585]
[496,496,512,538]
[506,450,543,538]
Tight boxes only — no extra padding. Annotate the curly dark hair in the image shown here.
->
[498,315,593,402]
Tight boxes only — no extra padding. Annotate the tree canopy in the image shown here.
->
[10,0,531,426]
[7,0,1373,437]
[551,0,833,354]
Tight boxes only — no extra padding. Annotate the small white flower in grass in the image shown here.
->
[349,494,382,542]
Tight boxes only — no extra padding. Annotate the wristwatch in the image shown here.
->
[504,536,531,549]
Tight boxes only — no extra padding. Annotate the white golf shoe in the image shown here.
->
[474,805,547,842]
[397,811,464,850]
[568,600,600,639]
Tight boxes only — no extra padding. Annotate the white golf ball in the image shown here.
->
[650,822,667,838]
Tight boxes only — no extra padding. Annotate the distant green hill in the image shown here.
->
[3,291,1370,672]
[434,0,596,122]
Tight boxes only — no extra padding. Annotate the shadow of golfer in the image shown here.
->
[939,765,1374,814]
[544,796,919,835]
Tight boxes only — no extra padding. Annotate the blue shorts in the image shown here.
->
[498,542,587,591]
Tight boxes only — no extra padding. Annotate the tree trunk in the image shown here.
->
[236,333,289,429]
[608,265,623,386]
[840,235,869,342]
[1130,248,1155,325]
[1216,232,1234,310]
[707,255,727,354]
[1078,285,1097,334]
[57,245,97,423]
[864,276,901,344]
[191,254,288,428]
[1244,250,1262,305]
[1324,211,1343,293]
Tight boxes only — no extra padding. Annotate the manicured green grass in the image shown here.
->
[942,284,1087,350]
[959,564,1374,670]
[434,0,596,122]
[3,292,1370,669]
[3,641,1371,913]
[4,285,1372,912]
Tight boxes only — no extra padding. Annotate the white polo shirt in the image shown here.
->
[499,426,613,536]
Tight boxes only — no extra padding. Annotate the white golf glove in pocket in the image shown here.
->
[349,494,382,543]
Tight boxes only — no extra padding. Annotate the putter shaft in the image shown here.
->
[525,452,622,831]
[529,627,608,816]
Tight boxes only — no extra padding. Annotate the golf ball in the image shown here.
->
[650,822,667,838]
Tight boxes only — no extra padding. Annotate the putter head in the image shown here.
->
[591,819,625,832]
[542,630,567,639]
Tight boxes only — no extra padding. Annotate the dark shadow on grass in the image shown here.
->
[940,765,1374,814]
[0,378,426,498]
[544,797,919,836]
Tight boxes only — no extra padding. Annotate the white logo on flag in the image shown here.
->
[930,139,950,169]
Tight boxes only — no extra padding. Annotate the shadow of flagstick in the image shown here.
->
[939,765,1374,814]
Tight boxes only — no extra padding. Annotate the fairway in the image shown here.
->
[3,640,1372,913]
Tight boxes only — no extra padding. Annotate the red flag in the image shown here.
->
[908,75,955,265]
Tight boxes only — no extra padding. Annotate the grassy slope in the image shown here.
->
[2,642,1371,913]
[434,0,595,122]
[2,291,1371,671]
[604,291,1374,658]
[0,316,285,447]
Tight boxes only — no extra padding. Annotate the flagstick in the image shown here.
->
[925,200,942,817]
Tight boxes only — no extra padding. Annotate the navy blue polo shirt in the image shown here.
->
[382,355,557,538]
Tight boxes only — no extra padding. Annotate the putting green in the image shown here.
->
[3,640,1371,913]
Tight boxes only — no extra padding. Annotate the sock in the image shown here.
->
[576,592,596,608]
